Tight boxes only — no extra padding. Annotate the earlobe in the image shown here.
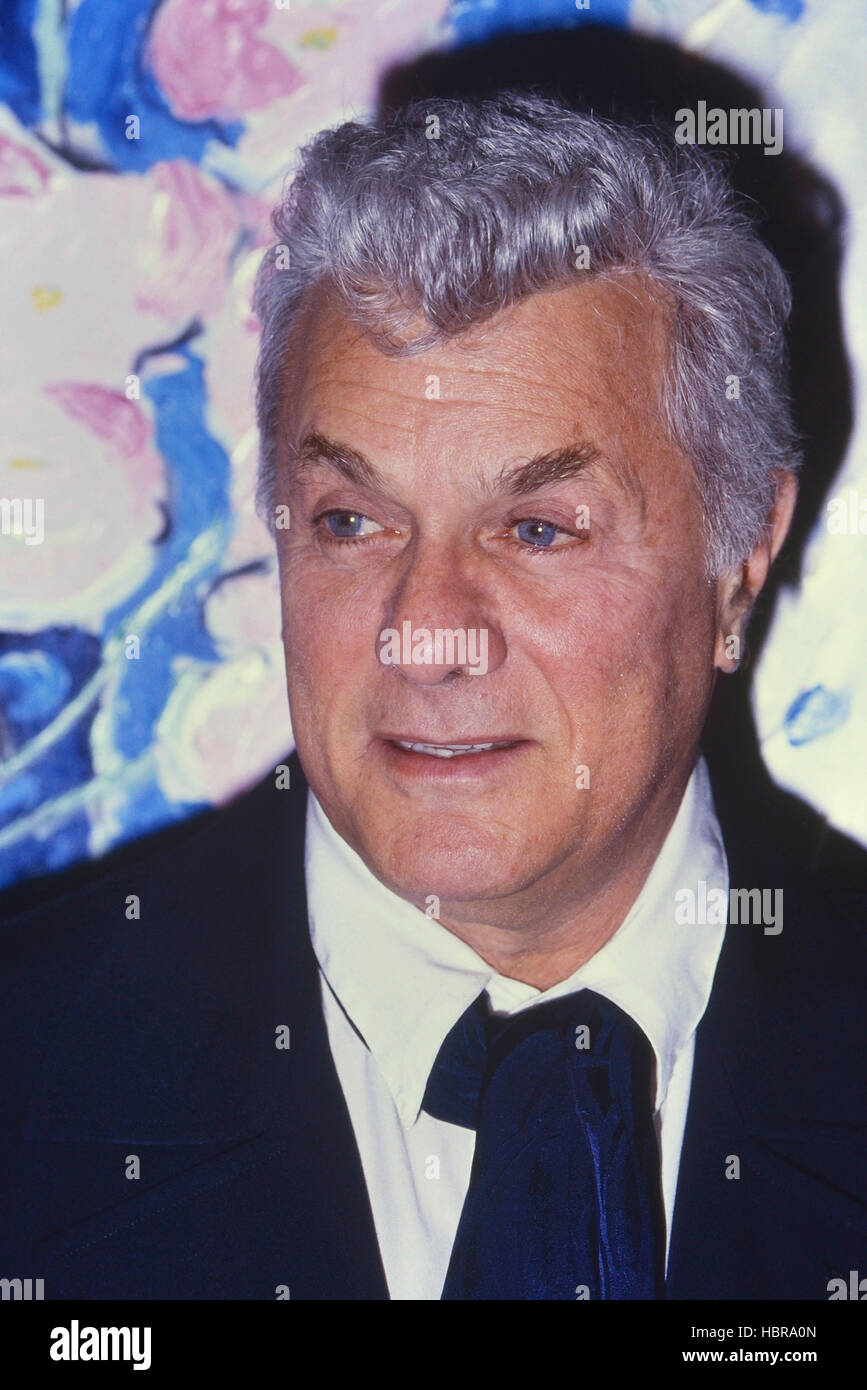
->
[713,470,798,676]
[714,568,750,674]
[715,621,745,674]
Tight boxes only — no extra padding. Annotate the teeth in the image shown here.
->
[396,740,499,757]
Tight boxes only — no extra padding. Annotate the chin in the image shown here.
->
[365,817,539,907]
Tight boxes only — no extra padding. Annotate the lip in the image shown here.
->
[375,734,529,783]
[378,734,522,748]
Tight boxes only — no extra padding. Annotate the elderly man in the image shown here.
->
[1,94,865,1303]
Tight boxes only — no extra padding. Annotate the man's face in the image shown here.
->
[274,277,721,924]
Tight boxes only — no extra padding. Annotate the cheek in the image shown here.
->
[524,564,660,673]
[278,551,380,707]
[521,563,711,726]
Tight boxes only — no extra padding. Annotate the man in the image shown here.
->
[1,94,865,1301]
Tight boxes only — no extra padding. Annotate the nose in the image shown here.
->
[378,538,506,684]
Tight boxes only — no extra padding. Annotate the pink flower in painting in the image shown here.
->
[0,139,241,395]
[134,160,240,323]
[146,0,305,122]
[0,134,52,196]
[225,0,452,189]
[0,384,166,633]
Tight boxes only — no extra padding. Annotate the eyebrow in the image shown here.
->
[495,442,602,496]
[290,430,602,497]
[292,431,380,490]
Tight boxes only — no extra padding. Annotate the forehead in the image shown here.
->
[278,274,677,477]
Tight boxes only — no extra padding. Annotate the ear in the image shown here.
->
[713,471,798,674]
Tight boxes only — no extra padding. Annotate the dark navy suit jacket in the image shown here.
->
[1,750,865,1299]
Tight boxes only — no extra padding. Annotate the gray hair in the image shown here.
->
[252,92,801,573]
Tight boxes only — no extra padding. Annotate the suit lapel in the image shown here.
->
[28,753,388,1299]
[667,783,867,1299]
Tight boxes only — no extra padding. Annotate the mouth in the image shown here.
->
[376,734,527,781]
[391,738,519,759]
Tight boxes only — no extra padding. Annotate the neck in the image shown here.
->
[433,778,691,989]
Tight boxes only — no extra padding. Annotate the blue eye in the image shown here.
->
[515,519,560,547]
[323,510,379,539]
[326,511,363,537]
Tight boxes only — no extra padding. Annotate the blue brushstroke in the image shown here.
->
[0,0,42,126]
[10,810,92,876]
[87,345,233,849]
[784,685,850,747]
[65,0,244,172]
[101,345,230,771]
[0,628,102,886]
[747,0,805,21]
[448,0,630,44]
[0,629,99,763]
[0,770,41,823]
[0,648,71,721]
[110,768,207,850]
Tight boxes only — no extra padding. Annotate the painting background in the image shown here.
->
[1,0,864,890]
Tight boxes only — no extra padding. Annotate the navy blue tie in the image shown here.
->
[422,988,666,1300]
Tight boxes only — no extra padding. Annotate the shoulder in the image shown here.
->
[0,754,309,1025]
[705,799,867,1128]
[707,750,867,975]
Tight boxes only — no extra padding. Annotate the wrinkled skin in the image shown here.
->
[273,277,796,985]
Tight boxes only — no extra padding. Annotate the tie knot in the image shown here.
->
[425,985,666,1299]
[423,987,654,1130]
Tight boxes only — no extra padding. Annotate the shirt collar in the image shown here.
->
[305,758,728,1126]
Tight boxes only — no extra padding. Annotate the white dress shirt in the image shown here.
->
[304,758,728,1300]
